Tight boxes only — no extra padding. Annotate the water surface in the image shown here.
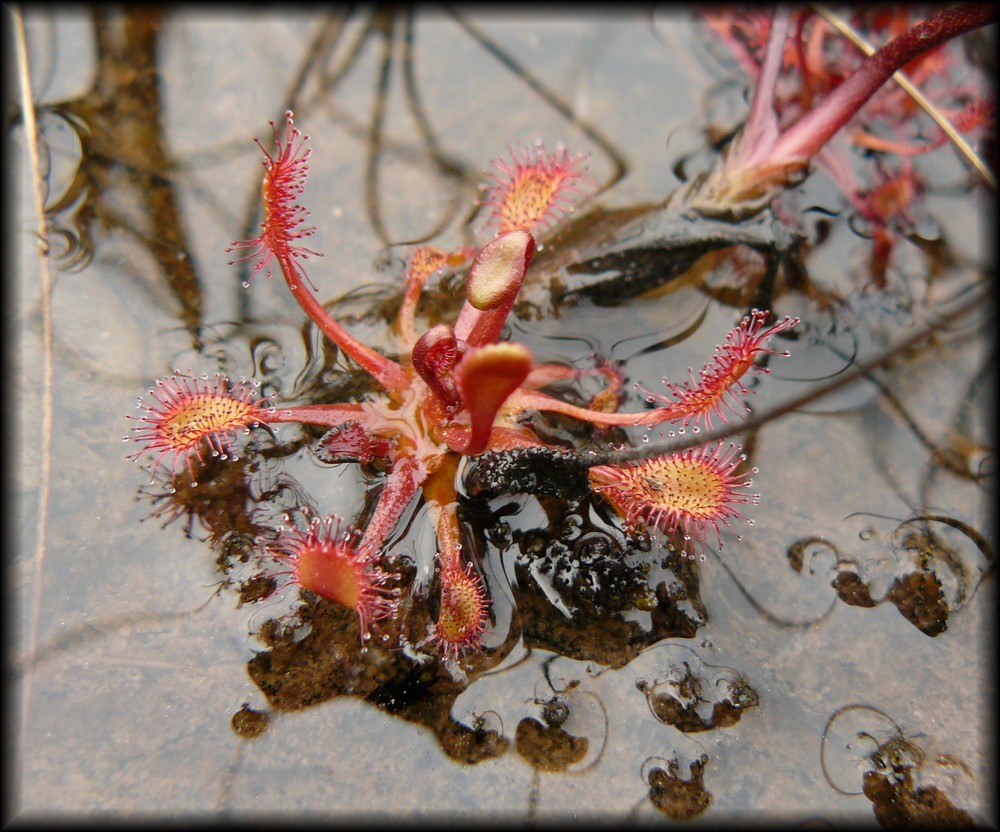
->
[11,7,994,824]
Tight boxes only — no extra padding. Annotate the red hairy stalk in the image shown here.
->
[506,311,797,430]
[229,112,409,395]
[355,456,424,559]
[637,311,799,429]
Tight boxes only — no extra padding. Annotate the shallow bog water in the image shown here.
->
[10,7,994,824]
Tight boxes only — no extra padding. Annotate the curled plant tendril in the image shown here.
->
[820,703,903,796]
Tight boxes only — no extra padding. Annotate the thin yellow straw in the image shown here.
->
[12,1,55,793]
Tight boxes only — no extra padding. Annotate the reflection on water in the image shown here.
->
[38,8,204,340]
[12,6,993,823]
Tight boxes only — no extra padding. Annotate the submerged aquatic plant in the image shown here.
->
[127,111,798,662]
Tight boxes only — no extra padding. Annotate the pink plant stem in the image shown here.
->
[397,264,427,348]
[277,254,410,395]
[357,455,423,557]
[739,8,790,167]
[269,402,368,427]
[769,2,997,165]
[434,502,464,572]
[506,389,670,427]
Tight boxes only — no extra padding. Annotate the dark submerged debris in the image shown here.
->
[514,716,589,773]
[230,704,270,739]
[646,756,713,821]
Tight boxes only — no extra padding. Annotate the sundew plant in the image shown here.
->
[129,110,799,661]
[67,4,994,821]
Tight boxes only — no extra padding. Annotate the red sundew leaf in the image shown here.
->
[126,373,271,481]
[637,310,799,430]
[263,515,397,642]
[226,110,323,291]
[482,142,592,237]
[431,560,490,663]
[588,441,759,559]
